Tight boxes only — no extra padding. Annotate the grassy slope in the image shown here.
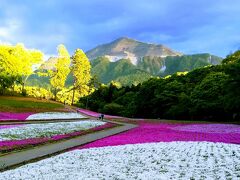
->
[0,96,66,113]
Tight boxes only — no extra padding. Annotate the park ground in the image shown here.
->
[0,96,239,179]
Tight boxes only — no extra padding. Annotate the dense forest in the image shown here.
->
[79,51,240,121]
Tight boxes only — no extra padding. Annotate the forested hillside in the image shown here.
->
[79,51,240,121]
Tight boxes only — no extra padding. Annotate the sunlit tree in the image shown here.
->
[71,49,91,105]
[50,44,71,99]
[0,43,43,94]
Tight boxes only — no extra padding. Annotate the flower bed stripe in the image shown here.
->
[76,121,240,150]
[0,124,24,129]
[0,112,33,121]
[0,123,118,153]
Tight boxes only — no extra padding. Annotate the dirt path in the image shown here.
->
[0,120,137,171]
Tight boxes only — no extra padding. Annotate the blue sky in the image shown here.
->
[0,0,240,58]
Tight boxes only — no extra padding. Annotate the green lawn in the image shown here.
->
[0,96,65,112]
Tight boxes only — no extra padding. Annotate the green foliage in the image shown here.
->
[71,49,92,105]
[102,103,124,115]
[72,49,92,90]
[89,54,222,86]
[26,52,222,89]
[190,72,229,119]
[162,54,221,76]
[222,51,240,114]
[81,51,239,122]
[138,56,165,75]
[50,44,71,97]
[0,43,43,94]
[91,57,153,86]
[222,50,240,64]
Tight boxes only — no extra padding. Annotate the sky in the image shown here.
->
[0,0,240,58]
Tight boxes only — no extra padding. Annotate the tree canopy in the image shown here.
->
[80,50,240,122]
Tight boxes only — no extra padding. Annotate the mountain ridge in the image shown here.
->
[32,37,223,87]
[86,37,183,65]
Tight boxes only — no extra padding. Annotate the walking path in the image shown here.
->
[0,119,137,171]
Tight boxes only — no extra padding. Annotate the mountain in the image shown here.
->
[39,57,58,71]
[91,57,152,85]
[29,37,223,87]
[86,37,182,65]
[90,53,222,85]
[137,53,222,76]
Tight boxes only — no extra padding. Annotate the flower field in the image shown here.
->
[1,142,239,179]
[0,112,119,153]
[0,122,116,153]
[0,110,239,179]
[77,121,240,149]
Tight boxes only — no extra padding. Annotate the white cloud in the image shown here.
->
[0,18,22,43]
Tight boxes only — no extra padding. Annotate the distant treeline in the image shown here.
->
[79,51,240,121]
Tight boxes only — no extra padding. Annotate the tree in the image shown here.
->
[15,44,43,95]
[85,75,101,109]
[71,49,91,105]
[0,44,43,94]
[50,44,71,100]
[190,72,229,120]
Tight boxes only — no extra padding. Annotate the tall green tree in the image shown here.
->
[71,49,91,105]
[50,44,71,99]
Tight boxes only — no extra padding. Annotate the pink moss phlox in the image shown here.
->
[0,112,33,121]
[77,121,240,150]
[0,137,49,151]
[171,124,240,134]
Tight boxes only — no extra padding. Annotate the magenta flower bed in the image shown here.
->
[0,112,33,121]
[77,121,240,150]
[170,124,240,134]
[0,123,117,152]
[77,108,123,119]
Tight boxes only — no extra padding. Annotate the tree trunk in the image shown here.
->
[22,76,29,96]
[54,88,57,100]
[72,88,75,105]
[11,85,15,95]
[22,82,25,96]
[86,97,89,109]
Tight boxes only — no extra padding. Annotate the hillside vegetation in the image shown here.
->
[79,51,240,121]
[28,37,222,87]
[89,53,222,85]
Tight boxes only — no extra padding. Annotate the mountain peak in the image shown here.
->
[115,37,133,41]
[114,37,164,46]
[86,37,182,65]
